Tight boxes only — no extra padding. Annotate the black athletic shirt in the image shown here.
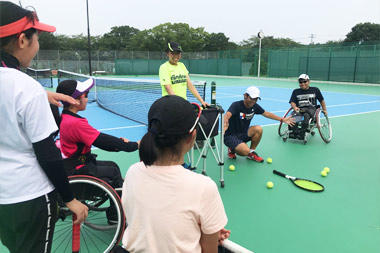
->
[225,100,265,136]
[289,87,324,108]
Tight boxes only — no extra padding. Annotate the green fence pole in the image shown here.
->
[327,47,332,81]
[306,46,310,74]
[353,45,360,82]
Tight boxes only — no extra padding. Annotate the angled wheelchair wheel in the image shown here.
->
[278,108,292,137]
[316,109,332,143]
[52,175,125,253]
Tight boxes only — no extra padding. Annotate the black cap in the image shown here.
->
[148,95,198,137]
[166,42,182,53]
[0,2,30,25]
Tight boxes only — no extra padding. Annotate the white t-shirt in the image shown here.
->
[122,162,228,253]
[0,67,57,204]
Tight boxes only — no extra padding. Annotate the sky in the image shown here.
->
[8,0,380,45]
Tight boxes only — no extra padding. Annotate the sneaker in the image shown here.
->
[247,151,264,163]
[228,148,236,159]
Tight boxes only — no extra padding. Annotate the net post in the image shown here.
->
[211,81,216,105]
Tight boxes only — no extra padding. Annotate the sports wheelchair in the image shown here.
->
[278,106,332,144]
[49,106,125,252]
[51,175,125,253]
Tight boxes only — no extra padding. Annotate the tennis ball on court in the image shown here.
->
[323,167,330,173]
[266,157,273,164]
[229,165,235,171]
[266,181,274,189]
[321,170,327,177]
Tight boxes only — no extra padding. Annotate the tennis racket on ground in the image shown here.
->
[72,214,80,253]
[219,239,254,253]
[273,170,324,192]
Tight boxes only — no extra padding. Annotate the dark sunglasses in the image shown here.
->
[298,79,308,84]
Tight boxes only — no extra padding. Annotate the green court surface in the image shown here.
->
[88,112,380,253]
[1,76,380,253]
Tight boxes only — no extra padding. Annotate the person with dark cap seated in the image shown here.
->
[159,41,209,108]
[56,79,139,190]
[121,95,230,253]
[0,2,88,252]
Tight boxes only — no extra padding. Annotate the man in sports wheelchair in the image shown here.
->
[280,74,329,143]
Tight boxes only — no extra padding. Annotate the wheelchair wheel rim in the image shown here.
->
[278,108,292,137]
[317,110,332,143]
[52,176,125,253]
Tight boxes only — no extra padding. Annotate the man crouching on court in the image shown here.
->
[224,86,295,162]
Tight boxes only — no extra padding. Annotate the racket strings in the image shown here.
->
[294,179,324,191]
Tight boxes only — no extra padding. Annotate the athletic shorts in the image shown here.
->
[224,133,251,151]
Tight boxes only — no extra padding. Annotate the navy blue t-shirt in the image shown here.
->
[225,100,265,136]
[289,87,324,108]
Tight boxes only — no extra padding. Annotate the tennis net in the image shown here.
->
[25,68,53,88]
[57,69,207,125]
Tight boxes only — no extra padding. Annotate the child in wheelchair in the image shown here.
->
[288,74,328,140]
[55,79,139,222]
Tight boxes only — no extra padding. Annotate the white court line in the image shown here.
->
[269,101,380,114]
[95,102,380,131]
[327,109,380,119]
[90,109,380,150]
[191,73,380,87]
[327,100,380,108]
[262,109,380,127]
[98,124,145,131]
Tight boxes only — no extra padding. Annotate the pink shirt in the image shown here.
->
[122,162,228,253]
[59,112,100,158]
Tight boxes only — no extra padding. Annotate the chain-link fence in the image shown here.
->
[267,43,380,83]
[31,42,380,83]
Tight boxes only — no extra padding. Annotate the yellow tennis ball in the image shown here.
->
[323,167,330,173]
[266,181,274,188]
[266,157,272,164]
[228,165,235,171]
[321,170,327,177]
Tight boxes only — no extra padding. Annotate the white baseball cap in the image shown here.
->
[298,74,310,80]
[245,86,261,100]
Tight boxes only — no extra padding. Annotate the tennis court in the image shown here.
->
[1,74,379,253]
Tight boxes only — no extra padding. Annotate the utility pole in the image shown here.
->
[309,34,316,44]
[257,31,264,78]
[86,0,92,75]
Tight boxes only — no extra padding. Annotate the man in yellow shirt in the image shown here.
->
[159,42,208,107]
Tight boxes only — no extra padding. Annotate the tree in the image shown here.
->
[39,32,59,50]
[345,22,380,43]
[204,33,237,51]
[240,35,301,49]
[98,26,140,50]
[129,23,208,52]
